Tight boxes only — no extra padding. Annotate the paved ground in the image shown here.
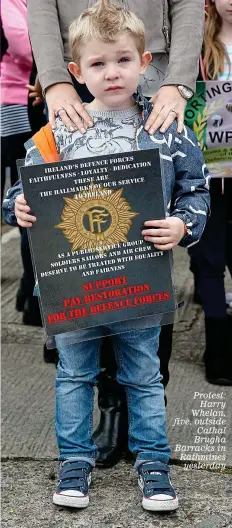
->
[1,226,232,528]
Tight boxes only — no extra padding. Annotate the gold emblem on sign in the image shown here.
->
[55,184,139,252]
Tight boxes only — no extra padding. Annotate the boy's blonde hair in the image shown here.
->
[69,0,145,64]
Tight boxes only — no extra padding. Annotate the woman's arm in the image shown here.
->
[27,0,70,92]
[27,0,92,131]
[163,0,205,91]
[145,0,205,135]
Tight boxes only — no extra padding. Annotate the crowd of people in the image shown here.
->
[1,0,232,514]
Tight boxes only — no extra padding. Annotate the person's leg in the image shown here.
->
[189,253,202,305]
[113,326,170,462]
[112,326,177,511]
[93,335,128,466]
[94,322,173,465]
[157,324,173,388]
[56,337,101,460]
[225,179,232,278]
[3,133,38,318]
[53,336,102,508]
[19,227,43,325]
[6,132,31,185]
[188,179,232,384]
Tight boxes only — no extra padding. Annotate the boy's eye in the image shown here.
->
[119,57,131,63]
[91,61,104,67]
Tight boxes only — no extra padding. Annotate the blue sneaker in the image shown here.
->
[137,461,178,511]
[53,460,92,508]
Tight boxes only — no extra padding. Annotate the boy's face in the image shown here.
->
[69,33,151,110]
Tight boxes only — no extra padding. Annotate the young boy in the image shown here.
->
[3,0,210,512]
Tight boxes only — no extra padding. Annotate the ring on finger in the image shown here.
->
[55,107,66,118]
[169,109,178,116]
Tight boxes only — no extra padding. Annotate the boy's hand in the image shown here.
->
[142,217,185,250]
[15,194,36,228]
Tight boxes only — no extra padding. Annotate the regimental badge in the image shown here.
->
[55,184,139,252]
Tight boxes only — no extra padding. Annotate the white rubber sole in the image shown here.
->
[138,478,179,511]
[142,496,179,511]
[53,492,89,508]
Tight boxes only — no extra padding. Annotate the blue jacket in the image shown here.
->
[3,89,210,248]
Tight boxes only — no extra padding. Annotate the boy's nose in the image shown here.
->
[105,66,120,80]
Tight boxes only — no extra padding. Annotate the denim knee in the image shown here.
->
[57,341,100,385]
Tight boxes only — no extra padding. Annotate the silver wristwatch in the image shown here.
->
[177,85,194,101]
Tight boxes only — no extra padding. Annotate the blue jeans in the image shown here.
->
[55,325,171,465]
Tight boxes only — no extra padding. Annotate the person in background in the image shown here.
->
[1,0,47,328]
[25,0,205,467]
[189,0,232,385]
[1,0,32,202]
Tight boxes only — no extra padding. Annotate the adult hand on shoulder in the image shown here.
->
[142,217,185,250]
[144,86,187,135]
[45,83,93,133]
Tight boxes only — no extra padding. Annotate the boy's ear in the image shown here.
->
[68,62,85,84]
[140,51,152,75]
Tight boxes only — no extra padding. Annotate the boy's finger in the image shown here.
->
[144,235,171,245]
[16,200,27,207]
[18,212,36,222]
[16,206,31,215]
[144,219,168,228]
[142,228,169,237]
[154,242,174,251]
[18,219,33,228]
[15,197,27,205]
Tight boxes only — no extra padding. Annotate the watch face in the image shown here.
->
[178,85,193,100]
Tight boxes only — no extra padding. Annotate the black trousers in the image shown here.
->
[189,178,232,319]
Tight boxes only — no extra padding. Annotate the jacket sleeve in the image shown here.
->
[2,147,36,227]
[162,0,205,91]
[2,180,23,227]
[167,123,210,249]
[27,0,71,91]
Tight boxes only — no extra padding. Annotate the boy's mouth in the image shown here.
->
[105,86,123,91]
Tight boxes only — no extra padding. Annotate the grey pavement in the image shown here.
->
[1,226,232,528]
